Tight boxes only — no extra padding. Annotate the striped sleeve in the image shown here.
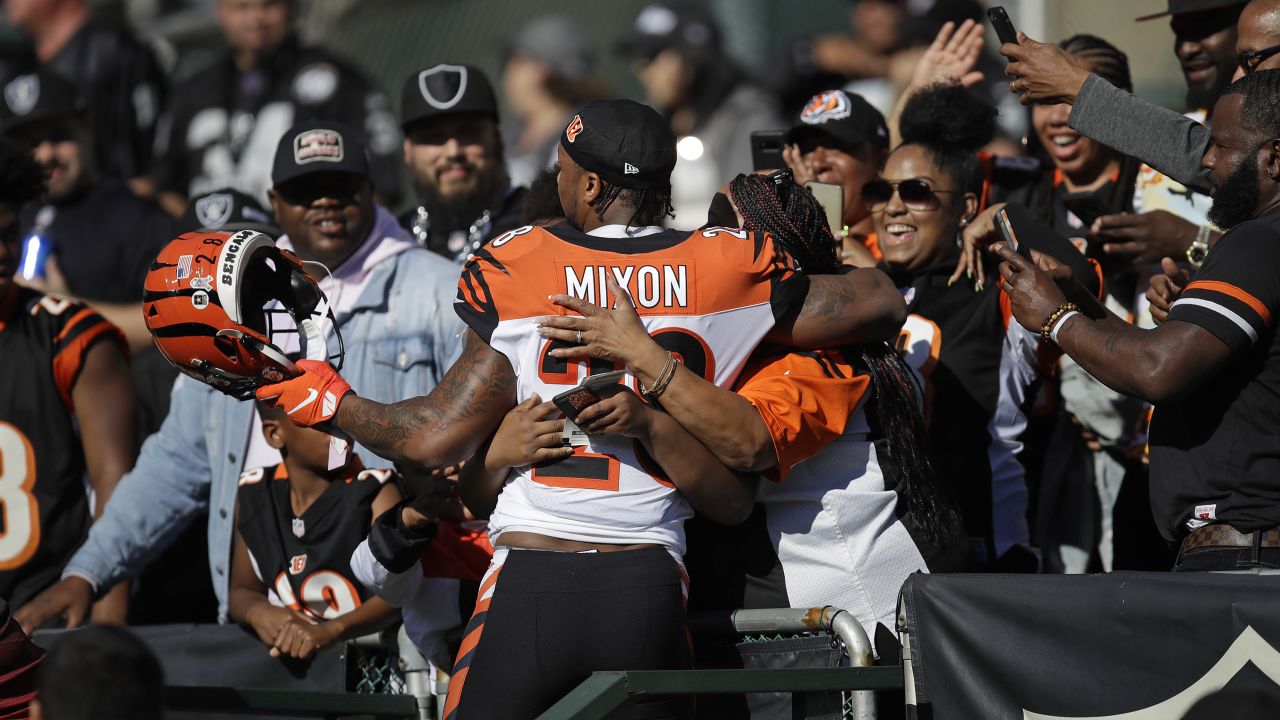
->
[1167,223,1280,353]
[48,304,127,411]
[454,249,504,344]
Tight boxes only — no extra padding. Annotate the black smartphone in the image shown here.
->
[751,130,787,171]
[551,370,626,423]
[987,6,1018,48]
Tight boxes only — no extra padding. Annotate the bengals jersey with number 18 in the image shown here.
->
[0,285,125,607]
[455,223,809,555]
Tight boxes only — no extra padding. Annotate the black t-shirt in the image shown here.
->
[398,185,529,263]
[1153,208,1280,540]
[20,181,173,304]
[0,285,124,607]
[43,16,165,180]
[152,36,400,205]
[236,462,388,619]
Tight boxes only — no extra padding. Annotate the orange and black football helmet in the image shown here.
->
[143,229,343,399]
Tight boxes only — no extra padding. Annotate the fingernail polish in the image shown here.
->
[948,278,955,287]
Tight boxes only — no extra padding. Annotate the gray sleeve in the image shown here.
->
[1069,74,1213,194]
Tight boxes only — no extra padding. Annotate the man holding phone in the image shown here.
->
[781,89,890,265]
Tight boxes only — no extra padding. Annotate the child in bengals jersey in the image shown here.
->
[228,402,401,659]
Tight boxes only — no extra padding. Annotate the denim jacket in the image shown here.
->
[63,245,464,621]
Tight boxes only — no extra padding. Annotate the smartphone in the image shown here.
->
[751,130,787,172]
[994,206,1023,255]
[805,181,844,238]
[552,370,627,423]
[987,6,1018,48]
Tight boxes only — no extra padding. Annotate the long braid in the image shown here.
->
[1058,34,1140,218]
[728,172,961,551]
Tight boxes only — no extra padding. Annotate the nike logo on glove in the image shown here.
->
[288,388,319,415]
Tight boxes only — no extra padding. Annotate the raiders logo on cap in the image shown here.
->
[418,64,469,110]
[566,114,584,143]
[194,193,234,229]
[4,75,39,116]
[800,90,852,125]
[293,129,345,165]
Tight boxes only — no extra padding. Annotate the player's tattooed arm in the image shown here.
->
[334,329,517,469]
[771,268,907,348]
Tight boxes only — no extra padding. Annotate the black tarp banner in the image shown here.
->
[899,571,1280,719]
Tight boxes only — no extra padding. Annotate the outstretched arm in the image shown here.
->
[261,329,517,470]
[774,268,906,347]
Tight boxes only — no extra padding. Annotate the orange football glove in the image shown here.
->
[255,359,352,427]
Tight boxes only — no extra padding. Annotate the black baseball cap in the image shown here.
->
[786,90,889,152]
[178,188,279,235]
[0,68,84,135]
[271,120,370,188]
[559,99,676,191]
[1136,0,1246,21]
[619,2,721,61]
[400,64,499,131]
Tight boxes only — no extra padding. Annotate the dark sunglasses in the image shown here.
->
[275,174,366,205]
[860,178,959,211]
[1239,43,1280,73]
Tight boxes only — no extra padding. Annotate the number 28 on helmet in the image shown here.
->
[143,230,344,399]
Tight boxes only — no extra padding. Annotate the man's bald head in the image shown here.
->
[1235,0,1280,81]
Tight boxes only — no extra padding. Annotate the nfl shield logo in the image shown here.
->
[4,75,40,116]
[292,517,305,538]
[194,193,234,229]
[418,64,468,110]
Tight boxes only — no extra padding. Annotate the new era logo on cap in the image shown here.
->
[566,114,584,143]
[800,90,852,125]
[624,163,639,175]
[293,129,344,165]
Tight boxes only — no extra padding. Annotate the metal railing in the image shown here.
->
[539,606,903,720]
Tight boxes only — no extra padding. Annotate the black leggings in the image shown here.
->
[444,546,693,720]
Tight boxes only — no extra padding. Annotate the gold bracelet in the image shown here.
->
[1040,302,1079,343]
[640,352,676,399]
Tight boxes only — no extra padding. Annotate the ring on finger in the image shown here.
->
[576,330,583,344]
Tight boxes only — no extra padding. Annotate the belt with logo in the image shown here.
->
[1181,523,1280,552]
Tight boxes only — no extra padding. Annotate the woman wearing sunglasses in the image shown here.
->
[867,82,1095,571]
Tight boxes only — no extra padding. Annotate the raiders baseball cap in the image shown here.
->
[178,188,279,235]
[0,68,84,135]
[400,64,499,131]
[271,120,370,188]
[786,90,889,152]
[559,99,676,190]
[619,2,721,61]
[1136,0,1245,21]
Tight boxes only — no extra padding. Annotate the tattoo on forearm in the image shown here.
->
[797,276,856,325]
[341,331,515,464]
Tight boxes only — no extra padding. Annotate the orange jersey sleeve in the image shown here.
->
[40,298,126,411]
[734,349,871,482]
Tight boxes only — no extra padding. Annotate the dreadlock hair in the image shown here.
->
[593,180,675,228]
[1060,34,1140,219]
[727,171,963,554]
[898,81,997,197]
[0,136,44,208]
[729,173,839,273]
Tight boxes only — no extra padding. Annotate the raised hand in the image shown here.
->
[1004,32,1092,106]
[910,19,986,91]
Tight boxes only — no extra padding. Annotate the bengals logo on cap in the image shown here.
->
[800,90,852,125]
[565,114,584,143]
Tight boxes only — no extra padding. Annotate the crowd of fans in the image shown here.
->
[3,0,1280,717]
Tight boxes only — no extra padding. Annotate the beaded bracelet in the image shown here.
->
[1039,302,1079,344]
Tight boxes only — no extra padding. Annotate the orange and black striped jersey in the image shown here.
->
[1157,209,1280,540]
[454,222,809,553]
[0,284,125,607]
